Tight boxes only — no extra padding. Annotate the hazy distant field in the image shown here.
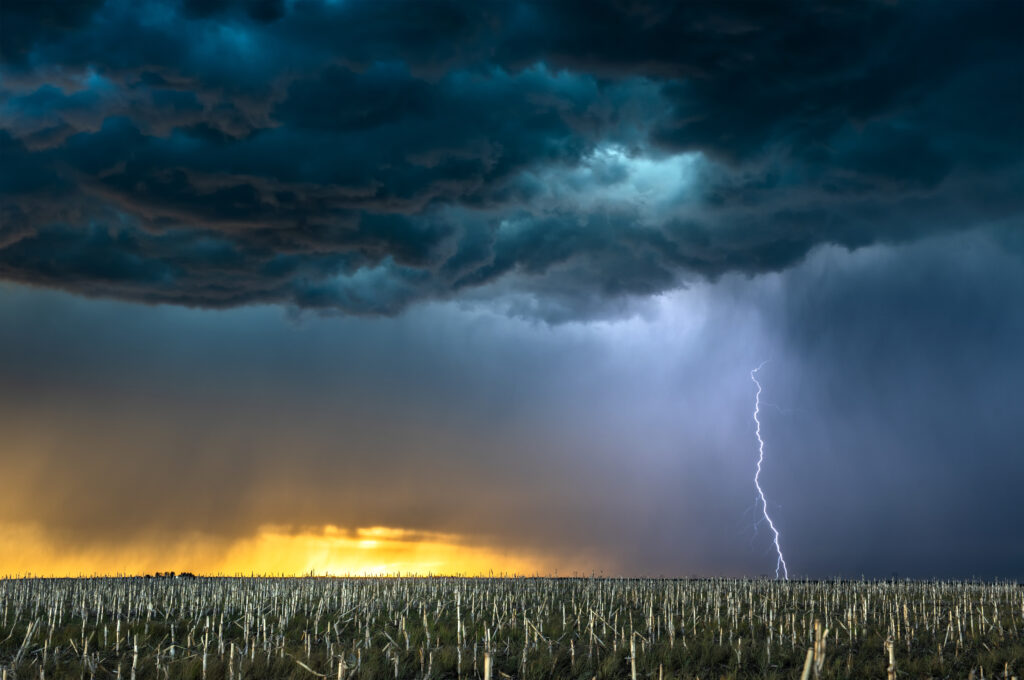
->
[0,576,1019,679]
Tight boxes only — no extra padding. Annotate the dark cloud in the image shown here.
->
[0,0,1021,318]
[0,0,106,65]
[2,1,1021,579]
[181,0,286,23]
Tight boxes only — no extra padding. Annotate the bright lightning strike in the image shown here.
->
[751,362,789,580]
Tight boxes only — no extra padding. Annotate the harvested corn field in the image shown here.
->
[0,577,1020,679]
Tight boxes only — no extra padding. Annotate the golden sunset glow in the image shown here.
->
[0,523,554,577]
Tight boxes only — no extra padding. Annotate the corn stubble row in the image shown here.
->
[0,577,1020,679]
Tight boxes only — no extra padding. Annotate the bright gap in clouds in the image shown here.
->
[523,144,703,214]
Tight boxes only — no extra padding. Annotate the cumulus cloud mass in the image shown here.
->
[0,0,1022,578]
[2,0,1020,318]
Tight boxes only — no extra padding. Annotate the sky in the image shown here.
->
[0,0,1022,579]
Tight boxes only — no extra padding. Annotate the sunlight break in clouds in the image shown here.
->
[0,523,554,576]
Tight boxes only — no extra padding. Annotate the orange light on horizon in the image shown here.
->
[0,522,555,577]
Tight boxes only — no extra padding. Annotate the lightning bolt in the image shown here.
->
[751,362,789,580]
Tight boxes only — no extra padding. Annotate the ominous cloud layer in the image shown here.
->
[1,0,1021,317]
[0,1,1022,578]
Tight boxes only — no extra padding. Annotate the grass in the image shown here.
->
[0,576,1020,679]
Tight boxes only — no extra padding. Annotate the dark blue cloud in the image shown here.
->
[0,0,1021,318]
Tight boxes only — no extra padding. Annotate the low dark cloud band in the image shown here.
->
[1,0,1021,318]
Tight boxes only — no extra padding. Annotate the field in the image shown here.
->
[0,577,1020,679]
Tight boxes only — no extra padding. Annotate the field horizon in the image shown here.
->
[2,574,1022,583]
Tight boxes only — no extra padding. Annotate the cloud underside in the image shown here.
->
[1,0,1021,318]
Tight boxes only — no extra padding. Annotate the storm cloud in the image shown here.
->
[2,0,1021,318]
[0,1,1022,579]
